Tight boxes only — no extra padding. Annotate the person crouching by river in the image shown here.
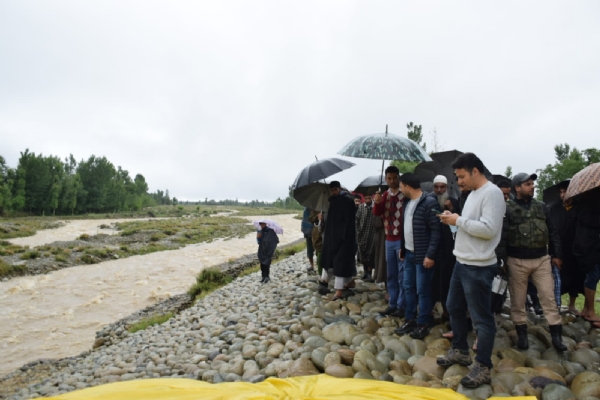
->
[257,221,279,284]
[321,181,357,301]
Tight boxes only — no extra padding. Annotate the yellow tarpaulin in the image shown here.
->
[48,375,537,400]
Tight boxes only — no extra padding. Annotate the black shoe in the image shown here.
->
[379,306,398,317]
[260,277,266,283]
[409,325,430,340]
[515,324,529,349]
[262,277,270,284]
[318,281,329,295]
[395,319,417,336]
[389,309,405,318]
[549,325,567,351]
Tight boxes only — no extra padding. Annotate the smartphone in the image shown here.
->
[432,209,442,215]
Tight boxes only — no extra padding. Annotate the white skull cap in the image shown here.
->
[433,175,448,184]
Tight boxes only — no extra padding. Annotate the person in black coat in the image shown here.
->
[257,221,279,284]
[549,182,584,314]
[573,189,600,326]
[321,181,357,300]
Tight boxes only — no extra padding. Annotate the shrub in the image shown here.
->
[20,251,40,260]
[78,234,90,240]
[120,245,129,252]
[128,313,174,334]
[79,254,97,264]
[188,268,233,299]
[0,260,27,278]
[55,254,68,263]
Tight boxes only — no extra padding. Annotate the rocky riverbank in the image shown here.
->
[2,251,600,400]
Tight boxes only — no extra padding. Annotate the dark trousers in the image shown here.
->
[403,250,434,326]
[260,263,270,278]
[447,261,498,369]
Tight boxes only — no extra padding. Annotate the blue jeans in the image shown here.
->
[447,261,498,369]
[403,250,434,326]
[585,264,600,290]
[385,239,404,309]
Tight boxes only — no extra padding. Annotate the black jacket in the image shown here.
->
[321,191,357,278]
[500,198,563,260]
[400,192,441,265]
[257,227,279,265]
[573,197,600,272]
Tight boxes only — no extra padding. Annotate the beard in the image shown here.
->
[437,192,449,209]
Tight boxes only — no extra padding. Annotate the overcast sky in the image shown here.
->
[1,1,599,202]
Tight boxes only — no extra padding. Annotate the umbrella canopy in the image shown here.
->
[492,174,511,185]
[565,162,600,200]
[354,175,390,195]
[253,219,284,234]
[337,128,431,162]
[542,179,570,206]
[292,157,355,189]
[413,150,463,199]
[293,183,331,212]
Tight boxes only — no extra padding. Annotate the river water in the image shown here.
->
[0,214,303,376]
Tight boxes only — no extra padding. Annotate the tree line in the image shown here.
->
[0,150,174,216]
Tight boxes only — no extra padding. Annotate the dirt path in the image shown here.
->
[0,214,304,376]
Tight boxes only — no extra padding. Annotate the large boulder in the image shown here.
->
[571,371,600,399]
[413,356,445,379]
[278,358,319,378]
[322,322,358,345]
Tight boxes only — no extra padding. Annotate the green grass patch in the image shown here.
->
[54,254,68,263]
[0,219,64,239]
[20,250,40,260]
[79,254,98,264]
[128,313,174,334]
[562,285,600,315]
[188,268,233,299]
[238,264,261,277]
[0,259,27,278]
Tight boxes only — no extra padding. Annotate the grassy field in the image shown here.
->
[0,215,258,279]
[0,205,298,240]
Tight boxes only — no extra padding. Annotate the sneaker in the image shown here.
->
[260,277,266,283]
[409,325,430,340]
[389,309,405,318]
[395,319,417,336]
[437,348,472,368]
[307,267,317,275]
[262,277,271,284]
[460,361,491,388]
[379,306,397,317]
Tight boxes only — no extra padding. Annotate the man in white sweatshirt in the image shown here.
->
[436,153,506,389]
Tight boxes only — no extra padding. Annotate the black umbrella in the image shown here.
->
[492,175,511,185]
[413,150,463,199]
[293,183,330,211]
[354,175,390,195]
[291,157,355,189]
[543,179,570,206]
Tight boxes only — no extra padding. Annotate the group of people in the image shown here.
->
[299,152,600,389]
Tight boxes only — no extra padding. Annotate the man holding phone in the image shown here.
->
[436,153,505,389]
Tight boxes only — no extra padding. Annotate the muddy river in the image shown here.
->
[0,214,304,376]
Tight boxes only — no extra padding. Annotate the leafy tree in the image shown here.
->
[390,122,426,173]
[0,156,13,215]
[536,143,599,199]
[504,166,513,179]
[407,122,425,150]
